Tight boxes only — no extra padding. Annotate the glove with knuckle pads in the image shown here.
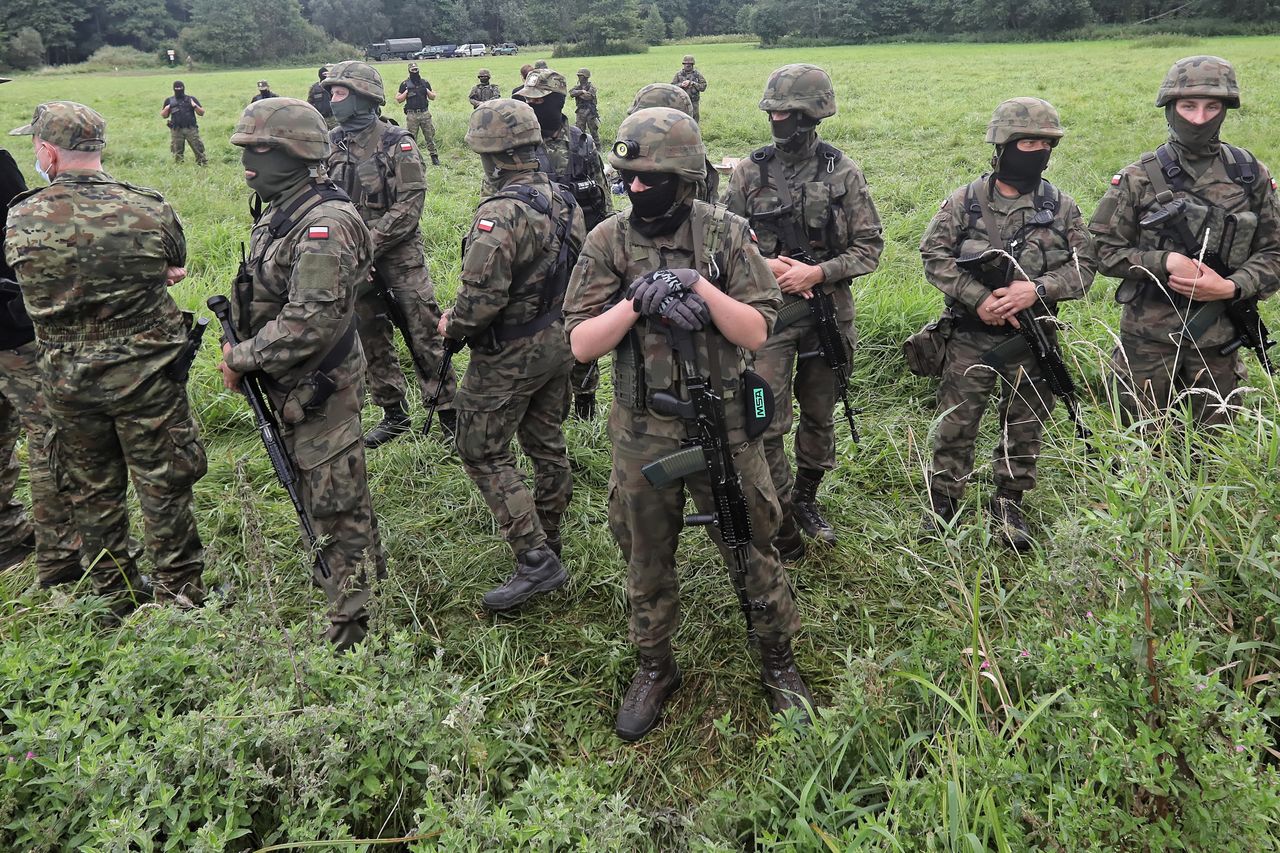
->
[659,290,710,331]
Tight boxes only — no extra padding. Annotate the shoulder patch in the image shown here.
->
[400,140,414,152]
[1111,174,1122,186]
[307,225,330,240]
[748,228,758,243]
[477,219,496,233]
[1272,177,1277,191]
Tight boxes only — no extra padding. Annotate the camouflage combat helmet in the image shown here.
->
[1156,55,1240,108]
[682,55,695,65]
[985,97,1064,145]
[321,60,386,106]
[230,97,330,162]
[465,98,542,153]
[608,106,706,181]
[628,83,692,116]
[478,68,492,78]
[759,64,836,120]
[577,68,590,78]
[516,69,567,98]
[533,60,549,69]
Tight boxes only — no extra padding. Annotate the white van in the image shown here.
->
[457,43,487,57]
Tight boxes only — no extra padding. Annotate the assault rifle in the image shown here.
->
[423,335,464,437]
[163,312,209,384]
[640,324,758,644]
[208,295,332,579]
[1139,199,1276,373]
[371,267,436,383]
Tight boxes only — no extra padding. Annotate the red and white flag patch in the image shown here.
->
[477,219,495,233]
[307,225,329,240]
[400,140,414,151]
[1110,173,1122,186]
[1271,177,1277,191]
[748,228,758,243]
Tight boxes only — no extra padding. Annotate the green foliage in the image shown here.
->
[552,39,650,58]
[5,27,45,70]
[572,0,639,52]
[180,0,325,65]
[641,4,667,45]
[668,16,689,40]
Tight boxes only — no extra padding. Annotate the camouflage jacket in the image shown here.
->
[307,81,333,118]
[538,121,612,229]
[564,201,779,439]
[469,83,502,108]
[722,139,883,323]
[671,69,707,102]
[225,181,371,392]
[1089,140,1280,346]
[327,119,427,257]
[570,81,598,117]
[921,175,1096,326]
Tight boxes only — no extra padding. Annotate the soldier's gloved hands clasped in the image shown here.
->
[659,290,710,331]
[628,269,688,314]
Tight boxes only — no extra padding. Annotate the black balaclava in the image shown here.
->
[173,81,185,97]
[770,111,819,156]
[410,69,421,81]
[993,143,1051,195]
[1166,103,1226,163]
[318,67,328,81]
[334,92,378,134]
[242,147,312,203]
[629,177,695,236]
[532,93,566,137]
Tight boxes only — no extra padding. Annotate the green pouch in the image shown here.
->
[903,316,953,378]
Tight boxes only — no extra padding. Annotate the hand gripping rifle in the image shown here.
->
[208,295,331,579]
[639,324,759,644]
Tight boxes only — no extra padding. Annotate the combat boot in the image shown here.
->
[38,561,86,589]
[574,393,596,420]
[989,488,1034,552]
[773,510,805,563]
[759,637,814,721]
[615,644,682,741]
[482,545,568,612]
[430,154,441,166]
[363,402,411,448]
[327,616,368,652]
[920,490,958,535]
[0,530,35,571]
[793,468,836,545]
[538,512,563,558]
[99,576,154,627]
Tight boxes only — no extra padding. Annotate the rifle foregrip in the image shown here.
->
[641,447,706,487]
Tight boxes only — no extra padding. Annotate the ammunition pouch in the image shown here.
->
[741,369,774,439]
[903,316,953,378]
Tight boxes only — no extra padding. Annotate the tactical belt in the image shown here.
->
[259,315,358,394]
[492,310,562,343]
[36,304,171,343]
[951,313,1018,336]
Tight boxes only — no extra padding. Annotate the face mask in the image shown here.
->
[627,175,680,219]
[410,72,421,81]
[173,87,184,97]
[1166,104,1226,157]
[34,152,51,184]
[994,144,1051,194]
[242,147,311,202]
[531,94,566,136]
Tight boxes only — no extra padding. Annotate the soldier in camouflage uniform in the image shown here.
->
[6,101,207,616]
[160,81,207,166]
[565,107,812,741]
[396,63,440,166]
[308,66,338,130]
[443,98,582,612]
[468,69,502,109]
[671,55,707,123]
[221,97,386,651]
[1089,56,1280,426]
[513,68,612,419]
[722,65,883,559]
[628,83,719,203]
[570,68,600,145]
[323,61,458,447]
[920,98,1097,550]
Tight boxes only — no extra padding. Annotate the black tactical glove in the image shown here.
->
[659,290,710,331]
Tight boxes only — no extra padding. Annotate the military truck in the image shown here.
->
[364,38,424,61]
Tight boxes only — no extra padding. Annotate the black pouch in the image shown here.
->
[741,369,774,439]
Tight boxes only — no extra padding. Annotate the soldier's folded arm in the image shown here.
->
[1036,201,1098,302]
[161,202,187,269]
[445,214,517,339]
[818,170,883,284]
[920,201,991,312]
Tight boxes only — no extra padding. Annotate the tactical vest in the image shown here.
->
[308,82,333,118]
[402,78,431,111]
[748,142,848,273]
[329,123,413,215]
[167,95,197,128]
[538,125,608,230]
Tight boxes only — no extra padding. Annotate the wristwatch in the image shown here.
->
[1034,282,1048,300]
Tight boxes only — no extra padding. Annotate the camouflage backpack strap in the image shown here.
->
[1141,144,1183,202]
[1221,143,1258,188]
[693,200,730,287]
[815,141,842,181]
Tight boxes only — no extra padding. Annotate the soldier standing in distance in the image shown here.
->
[513,68,612,420]
[671,55,707,123]
[1090,55,1280,426]
[722,65,883,560]
[308,66,338,130]
[565,107,812,741]
[468,69,502,109]
[441,98,582,612]
[6,101,207,618]
[919,98,1097,549]
[252,80,277,102]
[570,68,600,145]
[221,97,385,651]
[323,61,458,447]
[396,63,440,166]
[160,80,206,165]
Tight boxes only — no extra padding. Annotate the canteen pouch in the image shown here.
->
[903,316,952,378]
[280,370,338,425]
[741,369,774,439]
[1222,211,1258,272]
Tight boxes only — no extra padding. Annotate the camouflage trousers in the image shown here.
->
[607,412,799,651]
[405,110,437,156]
[0,344,79,581]
[276,381,385,637]
[929,329,1056,499]
[1111,332,1244,427]
[45,371,206,601]
[454,333,573,557]
[753,311,856,512]
[358,239,456,412]
[571,358,599,397]
[575,111,599,145]
[688,101,701,124]
[169,126,206,165]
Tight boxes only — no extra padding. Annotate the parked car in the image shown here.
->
[414,44,455,60]
[456,43,487,57]
[493,43,519,56]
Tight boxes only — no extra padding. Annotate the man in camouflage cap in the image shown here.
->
[323,61,458,447]
[569,68,600,145]
[6,101,207,618]
[920,97,1097,550]
[221,97,386,651]
[160,80,207,165]
[723,64,883,559]
[1090,56,1280,426]
[469,69,502,110]
[308,66,338,129]
[442,98,583,612]
[396,63,440,166]
[565,106,812,740]
[628,83,717,202]
[513,67,612,420]
[671,55,707,123]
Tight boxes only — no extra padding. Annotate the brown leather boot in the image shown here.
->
[773,509,806,563]
[615,645,682,742]
[759,637,814,721]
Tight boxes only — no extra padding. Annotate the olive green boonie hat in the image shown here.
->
[230,97,330,161]
[1156,55,1240,108]
[516,69,567,98]
[10,100,106,151]
[985,97,1064,145]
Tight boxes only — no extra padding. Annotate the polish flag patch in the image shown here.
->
[307,225,329,240]
[1272,177,1277,191]
[1111,173,1122,186]
[748,228,758,243]
[477,219,496,232]
[400,141,415,151]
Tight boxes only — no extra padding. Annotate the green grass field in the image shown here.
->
[3,38,1280,850]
